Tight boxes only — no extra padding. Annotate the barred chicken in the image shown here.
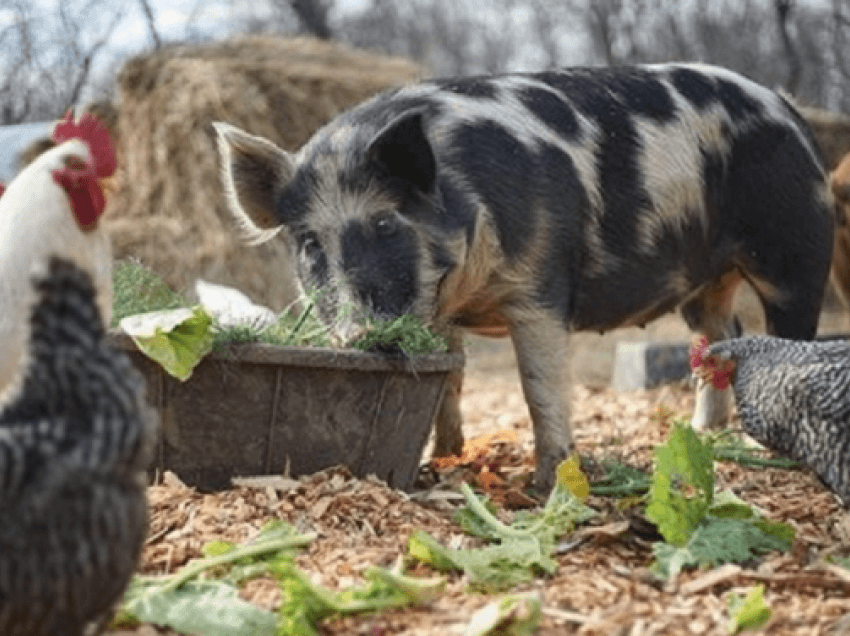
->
[690,335,850,505]
[0,256,155,635]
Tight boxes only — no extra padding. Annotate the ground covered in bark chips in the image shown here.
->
[108,337,850,636]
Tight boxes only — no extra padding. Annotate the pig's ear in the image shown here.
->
[367,111,436,195]
[214,122,295,244]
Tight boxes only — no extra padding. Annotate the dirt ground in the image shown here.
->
[108,294,850,636]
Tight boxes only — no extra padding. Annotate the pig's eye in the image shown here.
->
[300,233,321,258]
[374,214,398,238]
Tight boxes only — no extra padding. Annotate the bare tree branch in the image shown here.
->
[289,0,332,39]
[528,0,563,69]
[588,1,617,65]
[62,4,126,111]
[0,0,127,124]
[834,0,850,88]
[138,0,163,49]
[775,0,802,94]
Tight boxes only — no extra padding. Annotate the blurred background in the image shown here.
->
[1,0,849,123]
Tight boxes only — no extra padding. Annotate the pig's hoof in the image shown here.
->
[533,448,573,494]
[432,426,464,458]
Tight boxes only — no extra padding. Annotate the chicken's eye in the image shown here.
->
[62,154,89,170]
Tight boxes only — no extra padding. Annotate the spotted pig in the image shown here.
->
[215,63,834,491]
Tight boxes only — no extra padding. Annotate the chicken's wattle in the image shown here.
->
[51,165,105,230]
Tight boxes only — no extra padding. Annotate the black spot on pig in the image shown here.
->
[534,143,592,322]
[669,67,718,110]
[449,120,537,259]
[603,69,678,122]
[593,112,651,250]
[436,77,498,99]
[338,107,442,199]
[516,87,581,141]
[341,218,420,318]
[715,78,765,120]
[539,68,677,124]
[701,148,728,228]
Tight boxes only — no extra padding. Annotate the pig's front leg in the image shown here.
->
[508,312,573,492]
[432,328,465,458]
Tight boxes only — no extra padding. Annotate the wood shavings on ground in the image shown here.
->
[106,339,850,636]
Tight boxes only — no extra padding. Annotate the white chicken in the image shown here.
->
[0,111,114,400]
[0,111,155,635]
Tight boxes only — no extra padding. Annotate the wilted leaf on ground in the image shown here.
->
[462,593,542,636]
[275,562,445,636]
[727,585,772,634]
[115,521,315,633]
[118,579,278,636]
[651,516,793,579]
[556,454,590,502]
[410,481,594,591]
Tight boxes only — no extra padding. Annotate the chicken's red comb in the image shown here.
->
[689,336,709,370]
[51,110,116,179]
[0,182,5,197]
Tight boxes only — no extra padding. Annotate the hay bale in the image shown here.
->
[106,36,424,310]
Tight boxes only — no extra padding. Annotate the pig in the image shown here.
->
[214,63,834,491]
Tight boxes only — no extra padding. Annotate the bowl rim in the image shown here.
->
[106,329,466,373]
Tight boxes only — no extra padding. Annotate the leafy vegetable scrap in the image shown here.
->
[409,477,595,592]
[727,585,772,634]
[115,520,445,636]
[116,521,313,636]
[646,424,795,579]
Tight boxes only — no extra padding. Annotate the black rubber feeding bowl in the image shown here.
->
[108,332,464,492]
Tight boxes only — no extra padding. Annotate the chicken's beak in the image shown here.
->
[692,362,714,387]
[98,176,117,202]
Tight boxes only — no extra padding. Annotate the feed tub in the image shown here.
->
[108,332,464,492]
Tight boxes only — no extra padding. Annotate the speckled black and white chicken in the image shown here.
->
[0,256,155,636]
[690,335,850,506]
[0,111,155,635]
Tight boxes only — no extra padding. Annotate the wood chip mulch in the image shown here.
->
[107,372,850,636]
